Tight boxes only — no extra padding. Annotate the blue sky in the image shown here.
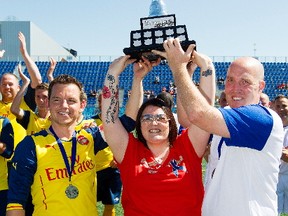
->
[1,0,288,59]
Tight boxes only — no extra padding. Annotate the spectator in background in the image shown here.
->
[161,86,167,92]
[11,53,57,136]
[277,83,288,90]
[10,67,50,135]
[0,32,42,145]
[218,91,228,108]
[156,91,180,133]
[260,92,271,107]
[274,94,288,215]
[1,32,42,216]
[153,75,160,84]
[89,90,97,97]
[0,117,14,216]
[153,38,283,216]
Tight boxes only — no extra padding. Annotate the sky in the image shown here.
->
[1,0,288,60]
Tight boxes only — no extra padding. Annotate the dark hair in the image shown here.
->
[156,92,173,109]
[48,74,86,101]
[135,98,178,148]
[274,94,288,102]
[36,82,49,91]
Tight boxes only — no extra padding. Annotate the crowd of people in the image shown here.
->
[277,83,288,90]
[0,32,287,216]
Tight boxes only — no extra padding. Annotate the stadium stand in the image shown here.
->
[0,60,287,116]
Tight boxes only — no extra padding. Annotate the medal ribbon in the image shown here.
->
[49,126,77,182]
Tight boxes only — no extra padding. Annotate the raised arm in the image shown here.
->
[177,52,216,121]
[184,52,216,156]
[176,62,198,128]
[46,57,57,82]
[153,39,228,156]
[102,56,136,163]
[125,57,160,120]
[10,64,30,120]
[18,32,42,88]
[154,39,229,137]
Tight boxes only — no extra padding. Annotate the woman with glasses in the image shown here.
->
[102,48,215,216]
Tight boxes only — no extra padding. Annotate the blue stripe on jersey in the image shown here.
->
[219,104,273,151]
[217,138,224,159]
[8,135,37,207]
[0,117,14,158]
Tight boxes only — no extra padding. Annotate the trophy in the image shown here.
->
[123,14,196,61]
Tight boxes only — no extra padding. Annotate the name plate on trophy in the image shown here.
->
[141,14,175,29]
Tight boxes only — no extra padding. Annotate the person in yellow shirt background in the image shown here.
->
[0,117,14,216]
[0,32,42,145]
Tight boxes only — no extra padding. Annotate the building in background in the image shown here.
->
[149,0,167,17]
[0,21,76,61]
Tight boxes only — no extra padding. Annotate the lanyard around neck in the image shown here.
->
[49,126,77,182]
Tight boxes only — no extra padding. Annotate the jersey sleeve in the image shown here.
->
[24,84,36,111]
[219,104,273,150]
[119,114,135,132]
[7,136,37,208]
[0,117,14,159]
[16,110,31,130]
[85,126,108,154]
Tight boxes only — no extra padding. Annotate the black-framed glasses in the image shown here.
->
[141,114,170,124]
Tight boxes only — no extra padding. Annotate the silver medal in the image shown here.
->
[65,184,79,199]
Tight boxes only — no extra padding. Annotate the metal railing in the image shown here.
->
[2,55,288,63]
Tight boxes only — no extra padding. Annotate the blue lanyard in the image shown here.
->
[49,126,77,182]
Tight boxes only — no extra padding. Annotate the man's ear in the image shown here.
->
[259,80,265,92]
[80,100,87,113]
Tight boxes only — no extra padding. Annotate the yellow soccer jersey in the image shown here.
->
[0,117,14,191]
[25,111,51,135]
[7,127,107,216]
[0,99,30,145]
[95,146,114,172]
[0,157,8,190]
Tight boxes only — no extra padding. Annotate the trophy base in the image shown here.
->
[123,40,196,62]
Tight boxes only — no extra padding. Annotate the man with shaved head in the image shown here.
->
[154,40,284,216]
[260,92,271,107]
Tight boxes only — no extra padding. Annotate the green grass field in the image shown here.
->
[97,202,124,216]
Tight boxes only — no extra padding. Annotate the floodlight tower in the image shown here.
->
[149,0,167,17]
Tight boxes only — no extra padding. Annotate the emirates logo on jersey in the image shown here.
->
[77,135,89,145]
